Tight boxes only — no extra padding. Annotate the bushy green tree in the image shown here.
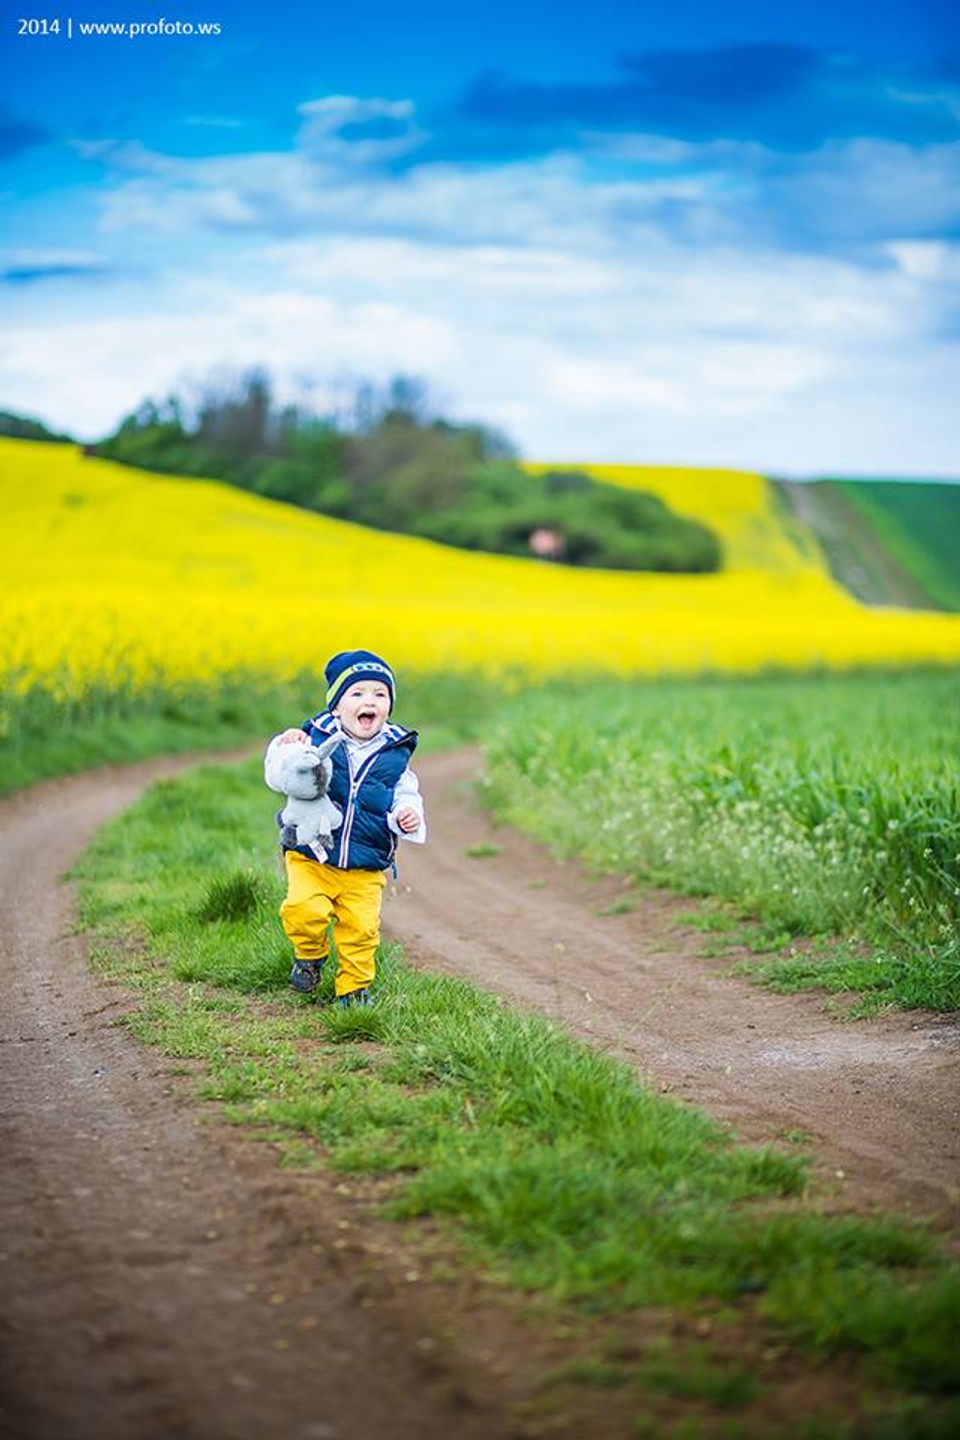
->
[91,369,721,574]
[0,410,73,443]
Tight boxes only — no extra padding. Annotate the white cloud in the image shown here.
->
[183,116,248,130]
[72,99,960,264]
[0,283,459,440]
[6,101,960,474]
[545,356,686,411]
[297,95,426,167]
[886,239,959,280]
[90,143,626,248]
[0,246,108,276]
[761,140,960,248]
[4,241,957,477]
[260,232,917,360]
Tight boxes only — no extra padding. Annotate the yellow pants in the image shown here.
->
[280,852,387,997]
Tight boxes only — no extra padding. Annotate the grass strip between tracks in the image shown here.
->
[70,753,960,1437]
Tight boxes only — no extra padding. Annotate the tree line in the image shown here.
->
[77,371,722,573]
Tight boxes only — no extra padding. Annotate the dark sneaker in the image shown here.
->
[290,959,323,994]
[336,988,372,1008]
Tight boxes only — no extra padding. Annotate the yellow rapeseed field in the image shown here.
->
[3,437,960,704]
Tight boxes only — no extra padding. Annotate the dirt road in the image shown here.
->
[383,751,960,1225]
[0,757,513,1440]
[1,748,958,1439]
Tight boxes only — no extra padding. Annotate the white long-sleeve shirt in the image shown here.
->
[342,731,427,845]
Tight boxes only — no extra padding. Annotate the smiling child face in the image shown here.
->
[333,680,391,740]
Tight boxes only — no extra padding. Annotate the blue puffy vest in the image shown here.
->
[284,711,418,871]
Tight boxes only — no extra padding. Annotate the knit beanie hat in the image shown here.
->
[324,649,395,714]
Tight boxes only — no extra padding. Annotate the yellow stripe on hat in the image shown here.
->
[325,661,395,707]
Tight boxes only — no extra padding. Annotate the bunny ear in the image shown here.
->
[314,732,342,762]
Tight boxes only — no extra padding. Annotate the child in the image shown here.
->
[264,649,425,1005]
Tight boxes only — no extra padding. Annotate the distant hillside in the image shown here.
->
[773,479,960,612]
[93,377,720,575]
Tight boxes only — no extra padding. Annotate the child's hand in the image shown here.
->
[393,805,420,833]
[279,728,309,744]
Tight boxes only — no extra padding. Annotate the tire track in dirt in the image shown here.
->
[384,750,960,1227]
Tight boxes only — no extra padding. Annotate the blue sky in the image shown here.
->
[2,0,959,474]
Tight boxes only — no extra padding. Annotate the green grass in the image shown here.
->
[69,754,960,1432]
[0,668,497,795]
[773,479,946,611]
[0,672,272,795]
[830,481,960,614]
[481,668,960,1012]
[543,1338,761,1408]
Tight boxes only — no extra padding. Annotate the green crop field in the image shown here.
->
[830,480,960,612]
[775,477,960,611]
[482,668,960,1012]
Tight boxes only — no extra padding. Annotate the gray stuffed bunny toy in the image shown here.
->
[265,732,343,858]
